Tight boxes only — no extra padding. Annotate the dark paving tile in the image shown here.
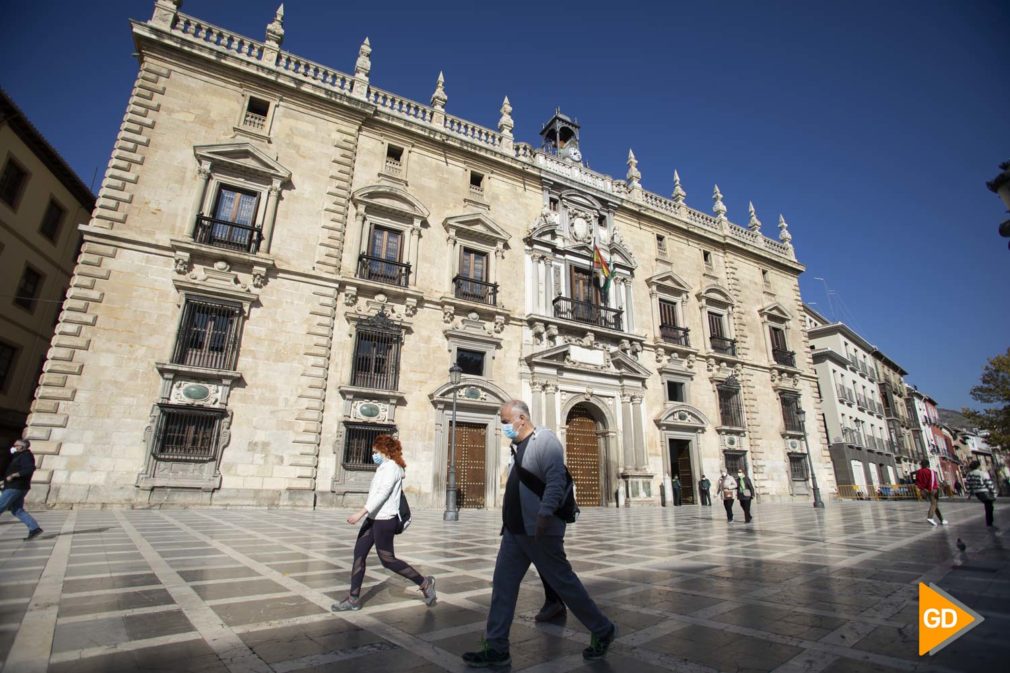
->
[0,626,16,661]
[177,566,260,582]
[378,603,485,635]
[48,637,223,673]
[0,582,38,599]
[712,603,848,640]
[59,588,175,618]
[191,578,287,601]
[239,617,381,663]
[265,559,340,574]
[820,656,910,673]
[52,610,195,653]
[210,595,327,627]
[0,601,29,625]
[433,622,585,670]
[291,572,348,589]
[640,623,803,671]
[617,588,724,614]
[64,561,152,578]
[62,573,161,594]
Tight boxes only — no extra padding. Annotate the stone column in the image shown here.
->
[530,380,543,424]
[632,395,646,468]
[620,394,634,469]
[260,181,282,253]
[189,163,212,235]
[623,278,635,332]
[544,384,558,432]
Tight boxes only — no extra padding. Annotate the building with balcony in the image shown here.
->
[0,90,94,447]
[906,388,959,487]
[804,306,898,492]
[872,350,917,477]
[22,2,833,508]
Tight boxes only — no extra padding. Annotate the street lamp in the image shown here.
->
[797,408,825,509]
[443,363,463,521]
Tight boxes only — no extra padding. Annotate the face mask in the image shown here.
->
[9,447,16,454]
[502,423,519,440]
[372,453,384,465]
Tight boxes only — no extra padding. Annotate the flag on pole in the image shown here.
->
[592,241,612,300]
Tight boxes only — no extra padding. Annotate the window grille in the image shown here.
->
[343,423,396,469]
[789,455,808,480]
[724,451,745,475]
[717,376,744,428]
[172,298,243,370]
[780,393,803,433]
[154,405,224,461]
[351,311,403,390]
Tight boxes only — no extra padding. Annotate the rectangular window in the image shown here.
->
[724,451,745,475]
[14,266,43,313]
[790,455,807,480]
[351,319,402,390]
[718,386,745,428]
[455,248,495,304]
[172,298,243,371]
[243,96,270,130]
[456,348,485,376]
[0,341,17,392]
[154,405,225,461]
[196,185,261,253]
[548,197,559,212]
[780,393,803,433]
[469,170,485,194]
[666,380,685,403]
[361,225,410,286]
[343,423,396,469]
[703,250,712,267]
[659,299,689,346]
[708,311,725,338]
[385,144,404,164]
[39,199,66,242]
[0,157,28,209]
[656,234,666,253]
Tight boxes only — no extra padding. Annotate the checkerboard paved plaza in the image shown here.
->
[1,501,1008,673]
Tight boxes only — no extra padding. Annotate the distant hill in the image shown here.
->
[939,408,974,431]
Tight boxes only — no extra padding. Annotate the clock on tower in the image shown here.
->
[540,109,582,163]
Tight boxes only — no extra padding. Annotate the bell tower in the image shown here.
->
[539,109,582,163]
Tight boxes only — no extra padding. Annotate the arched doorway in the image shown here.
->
[565,405,603,506]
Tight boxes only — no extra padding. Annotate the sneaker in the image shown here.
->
[534,601,567,622]
[421,576,437,606]
[24,528,43,541]
[927,518,937,526]
[583,623,617,661]
[462,639,511,668]
[331,595,361,612]
[941,520,949,526]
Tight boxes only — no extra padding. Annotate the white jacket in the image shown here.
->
[365,460,404,520]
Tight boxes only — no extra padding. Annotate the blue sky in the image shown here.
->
[3,0,1008,410]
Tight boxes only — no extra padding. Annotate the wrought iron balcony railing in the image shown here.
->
[772,348,796,367]
[710,335,737,357]
[452,275,498,306]
[357,253,411,287]
[194,215,262,254]
[660,324,690,347]
[552,296,623,331]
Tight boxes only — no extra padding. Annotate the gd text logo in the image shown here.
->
[918,583,984,656]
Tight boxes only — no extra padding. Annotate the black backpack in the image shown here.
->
[517,463,580,524]
[394,490,411,534]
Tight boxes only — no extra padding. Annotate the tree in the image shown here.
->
[962,348,1010,450]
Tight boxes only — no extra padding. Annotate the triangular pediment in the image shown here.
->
[697,283,734,306]
[525,344,650,380]
[443,213,511,245]
[759,302,793,321]
[352,184,430,220]
[194,143,291,180]
[656,403,711,428]
[647,270,691,295]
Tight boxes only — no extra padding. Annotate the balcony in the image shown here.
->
[772,348,796,367]
[660,324,690,347]
[710,335,737,357]
[552,296,623,331]
[452,275,498,306]
[842,427,862,446]
[194,216,262,254]
[357,253,411,287]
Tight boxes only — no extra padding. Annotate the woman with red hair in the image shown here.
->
[332,435,436,611]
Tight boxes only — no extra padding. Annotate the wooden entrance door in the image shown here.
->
[565,407,602,506]
[451,421,486,508]
[668,439,695,504]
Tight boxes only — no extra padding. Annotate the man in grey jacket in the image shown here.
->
[463,400,616,667]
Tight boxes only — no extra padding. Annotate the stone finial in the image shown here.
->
[355,37,372,78]
[626,149,642,189]
[265,4,285,47]
[498,96,514,136]
[672,169,686,204]
[713,185,727,220]
[748,201,762,231]
[151,0,182,28]
[778,214,792,244]
[431,71,447,111]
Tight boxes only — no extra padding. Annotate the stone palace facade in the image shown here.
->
[24,1,835,508]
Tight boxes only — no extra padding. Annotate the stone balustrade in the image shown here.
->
[161,10,797,262]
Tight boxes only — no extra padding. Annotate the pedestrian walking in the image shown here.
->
[1,439,43,540]
[717,470,737,522]
[736,469,755,523]
[672,475,682,506]
[964,459,997,528]
[463,400,616,667]
[332,435,436,611]
[914,459,948,526]
[698,475,712,506]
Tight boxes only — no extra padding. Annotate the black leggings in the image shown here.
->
[349,518,424,597]
[976,493,995,527]
[723,498,735,521]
